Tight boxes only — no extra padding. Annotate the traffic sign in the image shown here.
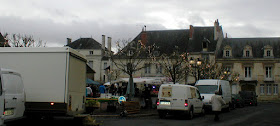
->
[118,96,126,104]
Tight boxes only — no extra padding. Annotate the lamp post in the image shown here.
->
[190,57,202,81]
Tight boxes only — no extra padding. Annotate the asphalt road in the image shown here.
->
[5,102,280,126]
[99,102,280,126]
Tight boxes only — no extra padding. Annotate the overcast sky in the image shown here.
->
[0,0,279,47]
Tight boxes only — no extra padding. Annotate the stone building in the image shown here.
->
[217,38,280,101]
[66,36,111,82]
[112,20,223,84]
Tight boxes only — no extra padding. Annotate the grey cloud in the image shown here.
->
[1,0,280,47]
[0,15,166,47]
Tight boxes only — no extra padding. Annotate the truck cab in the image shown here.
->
[0,68,25,124]
[195,79,231,111]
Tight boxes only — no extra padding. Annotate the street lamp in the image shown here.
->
[190,58,202,81]
[197,58,202,66]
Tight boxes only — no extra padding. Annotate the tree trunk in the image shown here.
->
[127,74,134,101]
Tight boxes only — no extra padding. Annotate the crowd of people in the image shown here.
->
[86,83,129,98]
[86,83,160,108]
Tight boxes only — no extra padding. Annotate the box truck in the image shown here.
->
[0,68,25,125]
[195,79,231,111]
[0,47,87,117]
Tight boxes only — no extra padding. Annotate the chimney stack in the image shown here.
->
[107,37,111,52]
[102,35,105,50]
[214,19,220,40]
[189,25,194,40]
[67,38,72,45]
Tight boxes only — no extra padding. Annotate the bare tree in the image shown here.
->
[151,46,189,84]
[109,39,151,101]
[4,33,46,47]
[191,58,240,81]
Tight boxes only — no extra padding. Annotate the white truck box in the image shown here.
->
[0,47,87,116]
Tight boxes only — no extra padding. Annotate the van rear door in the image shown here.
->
[158,86,172,110]
[171,86,185,110]
[1,73,23,119]
[2,73,17,119]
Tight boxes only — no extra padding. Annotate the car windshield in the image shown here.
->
[196,85,218,94]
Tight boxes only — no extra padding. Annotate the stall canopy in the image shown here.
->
[113,78,163,85]
[86,78,100,85]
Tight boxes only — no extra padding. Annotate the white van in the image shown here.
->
[0,68,25,125]
[195,79,231,111]
[157,84,205,119]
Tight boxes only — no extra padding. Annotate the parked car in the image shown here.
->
[0,68,25,125]
[232,94,245,108]
[157,84,205,119]
[239,91,258,106]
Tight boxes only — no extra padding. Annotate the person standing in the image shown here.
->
[86,85,93,97]
[99,84,106,94]
[211,90,226,121]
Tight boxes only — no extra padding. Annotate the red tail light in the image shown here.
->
[250,102,252,105]
[185,100,188,107]
[156,99,159,105]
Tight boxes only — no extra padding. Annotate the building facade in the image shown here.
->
[217,38,280,101]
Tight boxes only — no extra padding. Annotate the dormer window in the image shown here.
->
[264,45,273,58]
[223,45,232,58]
[245,51,250,57]
[225,51,230,57]
[202,38,210,52]
[243,45,253,58]
[89,51,94,55]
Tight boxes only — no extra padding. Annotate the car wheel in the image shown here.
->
[158,111,166,119]
[232,103,236,110]
[188,109,194,120]
[200,107,205,116]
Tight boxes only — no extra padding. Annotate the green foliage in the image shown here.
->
[86,100,98,107]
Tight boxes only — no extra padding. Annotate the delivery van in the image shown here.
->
[0,68,25,124]
[157,84,205,119]
[195,79,231,111]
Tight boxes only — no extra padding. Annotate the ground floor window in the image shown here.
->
[267,84,272,95]
[273,84,278,95]
[260,84,265,95]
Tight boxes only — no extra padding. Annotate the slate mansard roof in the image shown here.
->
[217,37,280,58]
[128,26,217,55]
[67,38,102,50]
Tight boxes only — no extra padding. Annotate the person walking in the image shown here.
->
[211,90,226,121]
